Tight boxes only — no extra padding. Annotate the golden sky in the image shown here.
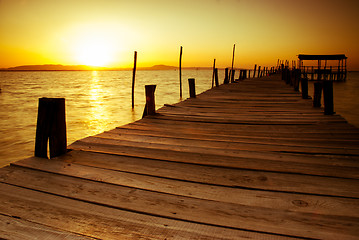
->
[1,0,358,69]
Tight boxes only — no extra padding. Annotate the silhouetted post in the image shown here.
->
[253,64,257,78]
[293,69,300,91]
[179,46,183,98]
[35,98,67,159]
[214,68,219,87]
[132,51,137,108]
[313,81,323,107]
[211,58,216,88]
[231,69,235,83]
[311,66,314,80]
[323,81,334,115]
[224,68,229,84]
[231,44,235,82]
[142,85,156,118]
[248,70,251,78]
[301,77,309,99]
[188,78,196,98]
[257,66,261,78]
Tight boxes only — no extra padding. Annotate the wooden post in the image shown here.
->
[35,98,67,159]
[211,58,216,88]
[344,58,347,81]
[142,85,156,118]
[253,64,257,78]
[179,46,183,98]
[329,66,333,81]
[311,66,314,81]
[248,70,251,78]
[294,69,300,91]
[188,78,196,98]
[301,77,309,99]
[231,44,235,82]
[313,81,323,107]
[214,68,219,87]
[323,81,334,115]
[132,51,137,108]
[257,66,261,78]
[224,68,229,84]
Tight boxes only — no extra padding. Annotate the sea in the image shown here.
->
[1,70,358,167]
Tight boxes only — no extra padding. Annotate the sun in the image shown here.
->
[68,25,119,67]
[76,39,113,67]
[74,37,114,67]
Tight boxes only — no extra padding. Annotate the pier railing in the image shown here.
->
[300,65,347,81]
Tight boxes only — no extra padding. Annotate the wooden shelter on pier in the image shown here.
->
[298,54,347,81]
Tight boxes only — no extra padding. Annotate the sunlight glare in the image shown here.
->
[69,25,120,67]
[75,37,114,67]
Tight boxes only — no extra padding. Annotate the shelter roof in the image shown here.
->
[298,54,347,60]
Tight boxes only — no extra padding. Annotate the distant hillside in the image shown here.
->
[0,64,214,71]
[3,64,106,71]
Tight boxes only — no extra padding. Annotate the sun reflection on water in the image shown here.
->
[86,71,109,134]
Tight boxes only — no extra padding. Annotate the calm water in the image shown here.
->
[0,70,213,166]
[0,70,358,167]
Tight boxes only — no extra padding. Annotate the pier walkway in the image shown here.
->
[1,74,359,239]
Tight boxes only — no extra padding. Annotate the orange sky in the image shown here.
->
[1,0,358,70]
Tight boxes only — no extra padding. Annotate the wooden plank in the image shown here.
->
[1,167,358,239]
[117,122,359,140]
[97,131,359,153]
[0,213,95,240]
[69,140,359,180]
[0,183,271,240]
[109,127,359,146]
[8,158,359,218]
[72,135,359,163]
[70,137,358,174]
[129,117,359,133]
[33,150,359,198]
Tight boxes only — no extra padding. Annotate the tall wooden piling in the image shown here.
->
[188,78,196,98]
[231,69,235,83]
[35,98,67,159]
[257,66,261,78]
[142,85,156,118]
[231,44,235,83]
[211,59,216,88]
[313,81,323,107]
[323,81,334,115]
[214,68,219,87]
[293,69,300,91]
[132,51,137,108]
[301,77,309,99]
[224,68,229,84]
[179,46,183,98]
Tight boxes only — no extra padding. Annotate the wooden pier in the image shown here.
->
[1,74,359,239]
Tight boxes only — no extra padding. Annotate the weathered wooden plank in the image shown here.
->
[51,150,359,197]
[130,117,359,133]
[1,167,358,240]
[117,122,359,140]
[0,213,95,240]
[109,127,359,146]
[73,135,359,162]
[150,114,347,125]
[69,139,359,180]
[97,131,359,153]
[0,183,273,240]
[8,158,359,218]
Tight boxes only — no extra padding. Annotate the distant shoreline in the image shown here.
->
[0,64,214,72]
